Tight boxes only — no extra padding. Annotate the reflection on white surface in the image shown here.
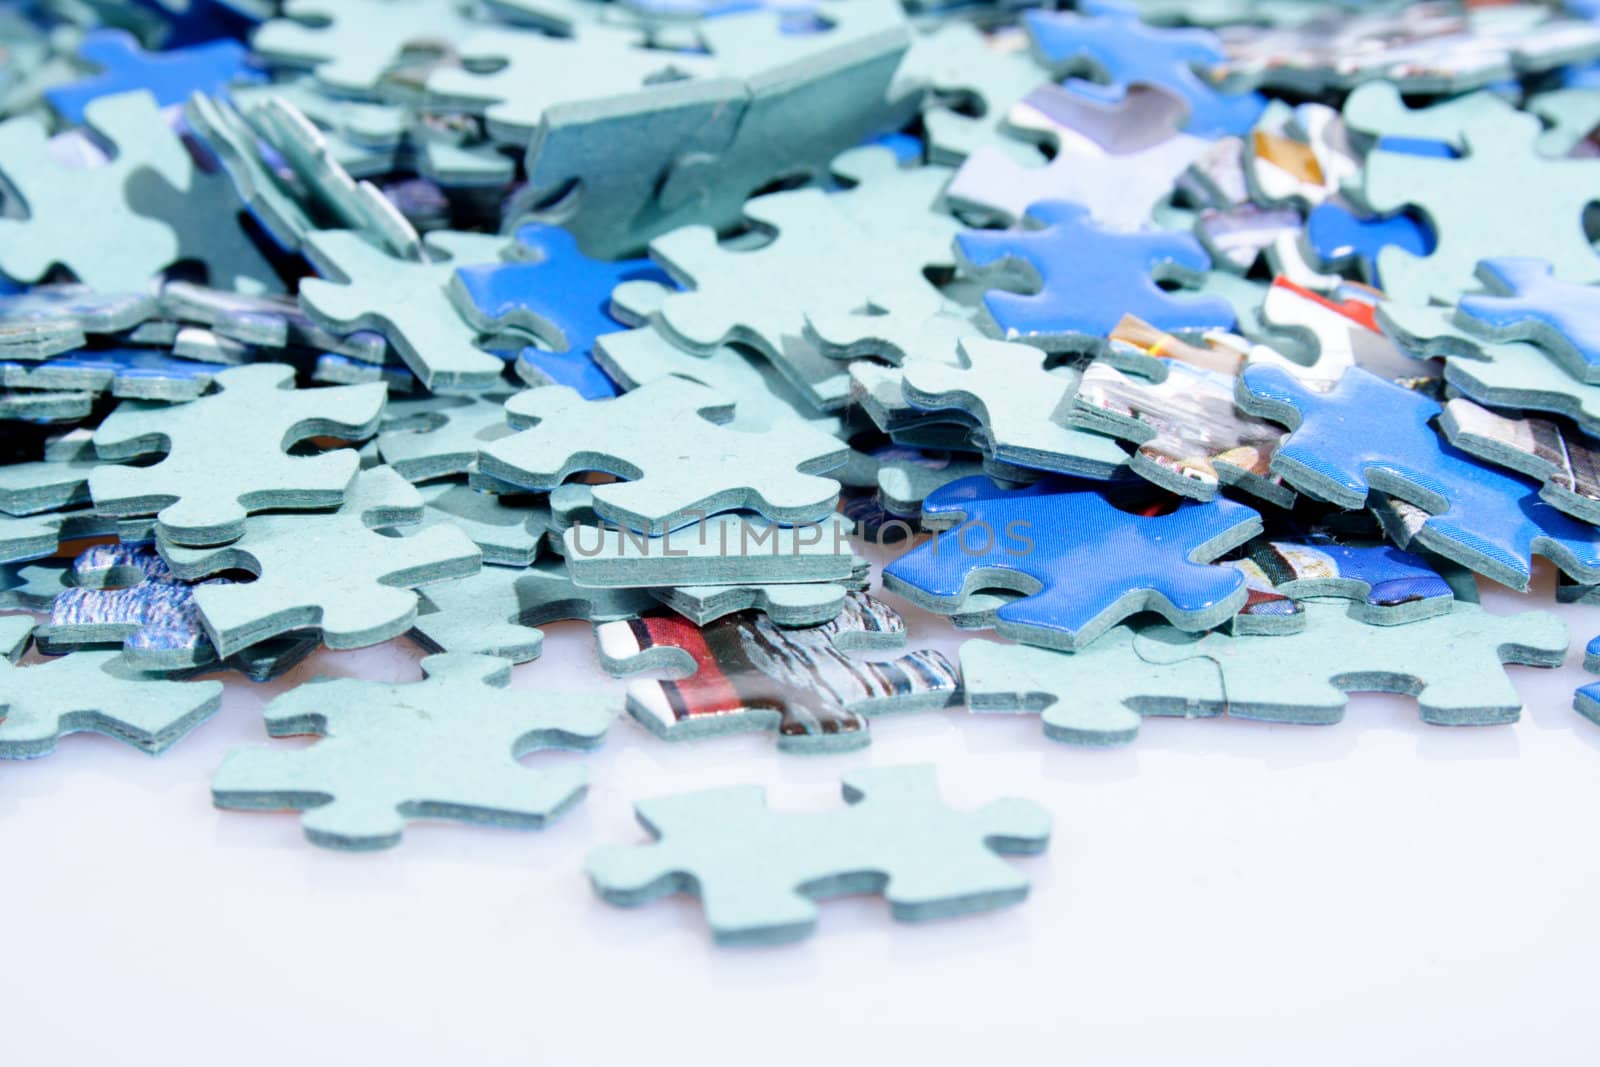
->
[4,548,1600,1066]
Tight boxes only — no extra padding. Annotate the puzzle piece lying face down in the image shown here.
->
[0,616,223,759]
[587,764,1051,945]
[963,599,1566,746]
[212,652,614,850]
[595,591,959,752]
[883,476,1262,651]
[89,363,386,547]
[479,377,848,534]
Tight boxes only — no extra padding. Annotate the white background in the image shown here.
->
[4,554,1600,1067]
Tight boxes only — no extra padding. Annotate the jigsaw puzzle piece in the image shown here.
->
[449,223,671,399]
[883,475,1261,650]
[1303,201,1433,291]
[415,481,547,567]
[595,591,958,751]
[411,559,654,663]
[905,21,1054,164]
[1024,1,1266,137]
[957,200,1236,344]
[647,577,863,628]
[961,628,1225,745]
[586,764,1050,944]
[1341,82,1600,303]
[89,363,386,547]
[299,229,512,393]
[0,561,72,610]
[1378,302,1600,436]
[212,652,612,849]
[47,29,263,124]
[376,392,517,482]
[1456,258,1600,385]
[251,0,481,96]
[0,618,223,759]
[480,377,846,533]
[898,339,1126,479]
[159,466,481,657]
[1575,634,1600,725]
[40,543,225,669]
[1239,364,1600,589]
[1228,538,1462,635]
[1438,397,1600,526]
[0,454,96,516]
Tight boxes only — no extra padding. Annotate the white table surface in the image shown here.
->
[5,552,1599,1067]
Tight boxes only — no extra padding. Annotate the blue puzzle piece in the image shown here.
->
[1305,202,1434,290]
[1024,0,1265,138]
[449,223,671,399]
[882,476,1261,650]
[957,200,1236,342]
[1238,365,1600,591]
[1,347,218,397]
[1576,632,1600,725]
[46,30,263,126]
[1457,258,1600,385]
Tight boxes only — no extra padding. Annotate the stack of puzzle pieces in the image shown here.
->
[5,0,1600,945]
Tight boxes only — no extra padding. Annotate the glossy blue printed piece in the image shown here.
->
[882,476,1260,650]
[1024,0,1265,137]
[1576,633,1600,724]
[46,30,263,125]
[1457,257,1600,384]
[1238,365,1600,590]
[450,223,671,399]
[1305,202,1434,288]
[957,200,1235,342]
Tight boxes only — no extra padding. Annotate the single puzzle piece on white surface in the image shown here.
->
[212,652,613,850]
[299,229,512,393]
[89,363,386,547]
[0,616,223,759]
[899,339,1128,479]
[411,558,654,663]
[963,599,1566,746]
[480,377,846,533]
[595,591,960,752]
[587,764,1050,944]
[159,466,481,657]
[0,90,277,292]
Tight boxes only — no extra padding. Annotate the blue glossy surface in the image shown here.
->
[451,223,670,399]
[1458,257,1600,378]
[958,200,1236,340]
[1240,364,1600,588]
[883,475,1259,646]
[1024,1,1265,137]
[1305,202,1434,288]
[46,30,262,125]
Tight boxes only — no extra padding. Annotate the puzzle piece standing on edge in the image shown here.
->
[594,591,959,752]
[884,476,1261,650]
[0,616,223,759]
[1237,364,1600,590]
[964,600,1565,745]
[212,653,612,850]
[160,466,481,657]
[587,764,1051,945]
[480,377,847,534]
[957,201,1236,345]
[90,363,386,547]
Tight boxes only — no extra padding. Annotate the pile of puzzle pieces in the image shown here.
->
[6,0,1600,945]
